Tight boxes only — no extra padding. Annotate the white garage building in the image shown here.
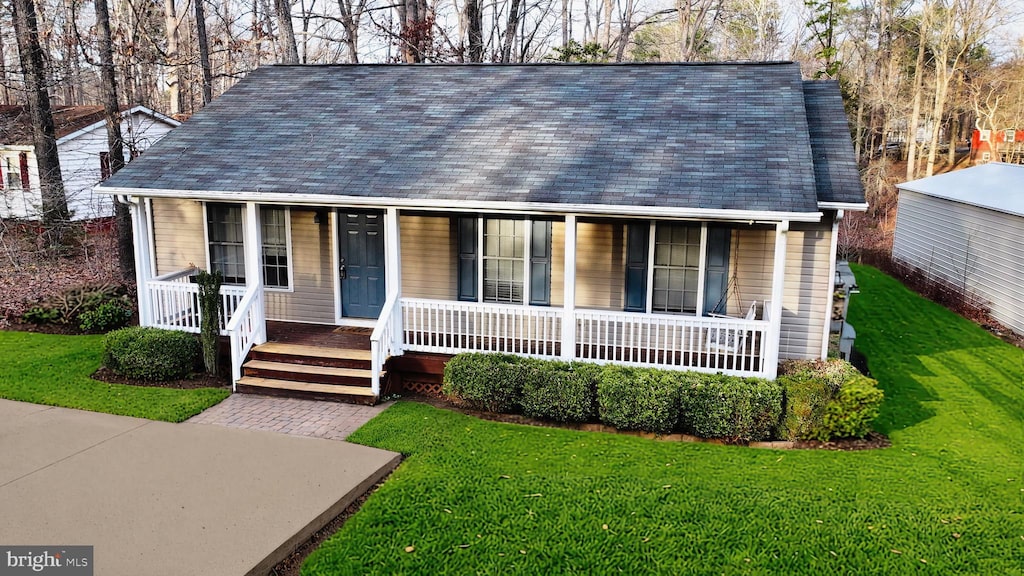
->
[893,162,1024,335]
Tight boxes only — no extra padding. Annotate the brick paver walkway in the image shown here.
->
[187,394,391,441]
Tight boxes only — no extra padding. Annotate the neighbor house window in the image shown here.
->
[651,223,701,314]
[99,152,111,180]
[261,207,290,289]
[3,157,17,189]
[207,204,246,284]
[483,219,525,304]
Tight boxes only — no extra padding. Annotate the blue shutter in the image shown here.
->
[703,226,732,315]
[457,217,478,301]
[624,223,649,312]
[529,220,552,306]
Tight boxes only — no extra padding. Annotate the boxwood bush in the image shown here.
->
[597,365,680,433]
[442,353,531,413]
[676,373,783,441]
[103,327,200,381]
[817,376,884,440]
[777,359,882,441]
[521,361,600,423]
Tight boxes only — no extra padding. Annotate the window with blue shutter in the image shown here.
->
[529,220,552,306]
[624,222,649,312]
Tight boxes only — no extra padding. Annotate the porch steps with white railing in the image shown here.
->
[236,343,379,405]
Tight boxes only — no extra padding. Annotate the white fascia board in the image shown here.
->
[818,201,868,212]
[56,106,181,146]
[95,186,824,223]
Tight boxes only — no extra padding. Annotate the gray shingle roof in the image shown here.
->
[101,63,863,213]
[802,80,865,205]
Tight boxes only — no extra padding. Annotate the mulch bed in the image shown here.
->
[402,393,891,451]
[91,366,231,389]
[3,322,84,335]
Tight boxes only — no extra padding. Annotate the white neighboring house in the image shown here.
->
[0,105,179,221]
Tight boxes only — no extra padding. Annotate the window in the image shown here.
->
[261,207,290,289]
[207,204,246,284]
[457,217,551,306]
[651,224,701,314]
[981,152,991,162]
[3,157,16,189]
[483,219,525,303]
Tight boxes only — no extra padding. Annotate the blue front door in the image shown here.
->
[339,210,385,319]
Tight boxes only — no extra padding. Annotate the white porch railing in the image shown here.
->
[369,293,401,397]
[145,270,247,335]
[401,298,563,357]
[226,286,266,388]
[574,308,769,376]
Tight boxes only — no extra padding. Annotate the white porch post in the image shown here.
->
[130,197,154,326]
[385,207,403,353]
[562,214,577,359]
[765,220,788,379]
[821,210,843,359]
[243,202,266,343]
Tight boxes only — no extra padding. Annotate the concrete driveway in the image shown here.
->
[0,399,400,576]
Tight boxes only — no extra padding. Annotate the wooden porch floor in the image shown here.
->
[265,321,371,350]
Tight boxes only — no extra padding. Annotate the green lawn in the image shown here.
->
[0,331,229,422]
[304,265,1023,575]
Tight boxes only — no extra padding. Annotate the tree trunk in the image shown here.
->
[195,0,214,105]
[11,0,69,226]
[273,0,299,63]
[464,0,483,62]
[164,0,183,115]
[904,4,928,181]
[501,0,523,63]
[95,0,134,280]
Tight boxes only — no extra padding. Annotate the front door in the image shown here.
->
[339,210,385,319]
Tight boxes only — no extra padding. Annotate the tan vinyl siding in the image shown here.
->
[893,190,1023,334]
[264,209,335,323]
[575,221,625,310]
[779,220,832,360]
[400,214,456,300]
[550,220,564,307]
[151,198,206,275]
[729,226,774,317]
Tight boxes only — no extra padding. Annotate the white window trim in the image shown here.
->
[203,202,248,286]
[644,220,708,317]
[261,206,294,293]
[476,216,535,307]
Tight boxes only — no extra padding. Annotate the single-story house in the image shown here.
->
[0,105,180,220]
[96,62,866,404]
[894,162,1023,335]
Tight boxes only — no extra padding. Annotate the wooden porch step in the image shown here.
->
[236,376,378,405]
[242,359,375,387]
[251,342,371,369]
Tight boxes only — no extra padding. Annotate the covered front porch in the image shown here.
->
[129,200,803,401]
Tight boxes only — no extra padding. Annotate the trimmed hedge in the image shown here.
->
[597,365,680,433]
[521,361,600,423]
[677,373,783,441]
[103,327,200,381]
[442,353,531,413]
[777,359,882,441]
[440,353,880,442]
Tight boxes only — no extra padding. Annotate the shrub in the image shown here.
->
[676,373,783,441]
[597,365,679,433]
[78,300,132,333]
[776,359,882,441]
[521,361,600,423]
[442,353,531,413]
[817,376,884,440]
[21,306,61,325]
[20,283,129,327]
[103,327,200,381]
